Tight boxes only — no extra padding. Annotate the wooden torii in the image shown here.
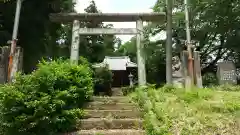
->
[49,12,165,86]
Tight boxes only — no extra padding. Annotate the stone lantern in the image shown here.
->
[128,73,134,87]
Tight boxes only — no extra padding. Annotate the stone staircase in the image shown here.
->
[76,88,145,135]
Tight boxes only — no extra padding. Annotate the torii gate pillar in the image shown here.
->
[70,20,80,64]
[136,19,146,85]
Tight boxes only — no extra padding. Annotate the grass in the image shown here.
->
[130,85,240,135]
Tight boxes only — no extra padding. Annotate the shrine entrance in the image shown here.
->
[111,68,137,87]
[50,12,165,86]
[93,56,137,87]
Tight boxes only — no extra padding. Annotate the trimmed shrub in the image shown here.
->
[93,67,113,96]
[0,59,93,135]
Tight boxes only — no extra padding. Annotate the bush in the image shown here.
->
[93,67,113,96]
[0,59,93,135]
[79,56,90,67]
[121,83,154,96]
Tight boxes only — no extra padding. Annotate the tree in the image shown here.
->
[152,0,240,74]
[117,32,167,85]
[1,0,119,73]
[78,0,120,63]
[0,0,72,73]
[117,0,240,85]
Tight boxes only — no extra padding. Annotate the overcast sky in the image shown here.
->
[75,0,157,43]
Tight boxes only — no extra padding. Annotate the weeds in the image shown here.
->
[131,86,240,135]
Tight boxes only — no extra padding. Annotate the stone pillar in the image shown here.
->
[9,47,22,82]
[136,19,146,86]
[181,51,191,89]
[18,48,23,72]
[172,56,184,88]
[0,46,10,84]
[70,20,80,64]
[193,51,203,88]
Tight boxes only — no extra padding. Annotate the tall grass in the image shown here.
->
[131,85,240,135]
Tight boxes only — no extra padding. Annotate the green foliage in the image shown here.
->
[213,84,240,92]
[152,0,240,73]
[117,0,240,85]
[0,0,73,72]
[93,67,113,95]
[79,56,91,66]
[117,36,166,85]
[202,73,218,86]
[1,0,120,73]
[122,84,156,96]
[0,59,93,135]
[78,1,121,63]
[121,86,137,96]
[94,67,113,85]
[131,85,240,135]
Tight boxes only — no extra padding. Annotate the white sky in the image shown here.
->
[75,0,158,43]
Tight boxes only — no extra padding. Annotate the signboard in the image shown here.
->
[217,61,237,85]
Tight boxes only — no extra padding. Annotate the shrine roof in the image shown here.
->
[92,56,137,71]
[49,12,165,22]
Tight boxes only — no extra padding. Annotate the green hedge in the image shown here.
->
[0,59,93,135]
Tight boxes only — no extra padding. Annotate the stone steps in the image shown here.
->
[85,102,137,110]
[112,88,124,96]
[84,110,141,118]
[92,96,131,103]
[76,94,144,135]
[78,118,143,130]
[76,129,145,135]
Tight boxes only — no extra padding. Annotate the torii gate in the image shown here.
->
[49,12,165,86]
